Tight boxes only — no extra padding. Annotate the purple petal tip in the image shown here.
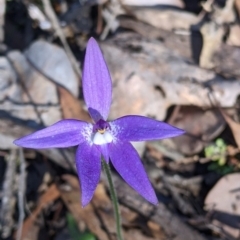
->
[109,142,158,204]
[13,120,89,149]
[176,128,185,136]
[111,116,185,142]
[88,37,97,45]
[13,138,28,148]
[83,37,112,122]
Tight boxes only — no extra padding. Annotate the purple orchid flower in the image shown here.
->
[14,38,184,207]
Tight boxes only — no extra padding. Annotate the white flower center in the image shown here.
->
[93,131,113,145]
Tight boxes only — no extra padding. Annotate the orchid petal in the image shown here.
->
[14,120,90,149]
[110,115,184,142]
[83,37,112,122]
[76,142,101,207]
[109,141,158,204]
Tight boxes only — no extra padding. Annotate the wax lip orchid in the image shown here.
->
[14,37,185,207]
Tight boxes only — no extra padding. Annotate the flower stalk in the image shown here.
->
[102,158,124,240]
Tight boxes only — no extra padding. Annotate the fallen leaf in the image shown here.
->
[61,174,79,190]
[200,0,235,69]
[58,86,91,121]
[128,8,197,31]
[213,43,240,78]
[22,224,40,240]
[121,0,184,8]
[60,175,109,240]
[205,173,240,238]
[112,173,207,240]
[147,221,165,239]
[19,184,60,239]
[25,40,79,97]
[102,33,240,121]
[227,24,240,47]
[212,0,235,25]
[235,0,240,17]
[119,18,191,58]
[200,22,225,69]
[61,175,161,240]
[6,50,62,126]
[91,184,116,236]
[92,184,159,240]
[169,106,225,155]
[220,109,240,149]
[124,229,155,240]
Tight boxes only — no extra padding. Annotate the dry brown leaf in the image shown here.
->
[235,0,240,16]
[124,229,155,240]
[25,40,79,97]
[169,106,225,155]
[61,175,162,240]
[147,221,165,239]
[220,110,240,149]
[200,22,225,69]
[6,51,62,126]
[213,43,240,78]
[19,184,60,239]
[60,175,109,240]
[21,224,40,240]
[61,174,80,189]
[204,173,240,238]
[119,18,193,59]
[92,183,165,240]
[112,174,206,240]
[120,205,138,225]
[121,0,184,8]
[129,8,197,31]
[58,86,91,121]
[213,0,235,25]
[119,18,164,40]
[102,33,240,121]
[227,24,240,47]
[91,184,117,237]
[200,0,236,69]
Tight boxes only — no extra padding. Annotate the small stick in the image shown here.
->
[42,0,81,78]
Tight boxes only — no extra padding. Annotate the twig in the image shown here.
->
[0,149,17,238]
[42,0,81,78]
[100,0,124,40]
[6,55,45,126]
[16,149,26,240]
[96,5,103,35]
[198,0,214,20]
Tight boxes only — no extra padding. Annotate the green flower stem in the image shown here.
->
[102,159,124,240]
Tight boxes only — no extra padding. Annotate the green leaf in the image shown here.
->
[66,213,96,240]
[204,138,227,166]
[67,213,81,240]
[80,233,96,240]
[208,162,234,175]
